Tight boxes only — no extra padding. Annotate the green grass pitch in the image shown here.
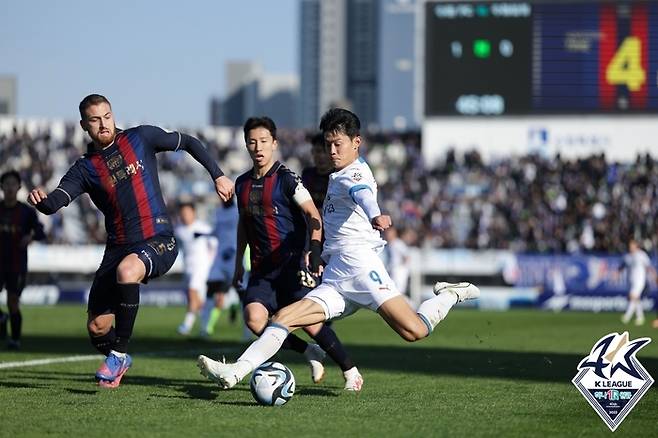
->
[0,306,656,437]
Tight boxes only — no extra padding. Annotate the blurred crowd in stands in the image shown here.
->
[1,122,656,254]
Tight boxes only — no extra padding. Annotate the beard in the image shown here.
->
[93,127,116,147]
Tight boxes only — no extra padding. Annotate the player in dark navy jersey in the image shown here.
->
[211,117,362,389]
[27,94,234,388]
[301,132,334,212]
[0,170,46,350]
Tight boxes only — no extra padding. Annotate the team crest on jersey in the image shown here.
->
[572,332,653,431]
[351,172,363,182]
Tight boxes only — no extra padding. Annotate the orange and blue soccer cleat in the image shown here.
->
[95,352,132,388]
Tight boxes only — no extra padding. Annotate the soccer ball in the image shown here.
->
[249,361,296,406]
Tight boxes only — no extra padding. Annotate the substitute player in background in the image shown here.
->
[226,116,362,389]
[197,108,480,390]
[620,239,656,326]
[200,198,240,337]
[28,94,233,387]
[0,170,46,349]
[175,202,217,336]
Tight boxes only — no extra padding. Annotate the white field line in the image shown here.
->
[0,347,237,370]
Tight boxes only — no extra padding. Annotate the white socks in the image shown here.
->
[416,291,458,334]
[623,301,637,322]
[182,311,196,330]
[635,301,645,322]
[235,323,289,380]
[199,300,214,330]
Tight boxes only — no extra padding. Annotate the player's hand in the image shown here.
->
[371,215,392,231]
[27,188,47,206]
[307,240,324,276]
[214,176,234,202]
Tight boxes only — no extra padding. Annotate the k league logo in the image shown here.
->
[572,332,653,431]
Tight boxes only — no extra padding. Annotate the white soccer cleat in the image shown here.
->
[433,282,480,303]
[343,368,363,392]
[304,343,326,383]
[177,324,191,336]
[197,355,240,389]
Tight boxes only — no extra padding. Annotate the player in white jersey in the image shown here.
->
[199,198,240,337]
[175,202,217,335]
[620,239,656,326]
[197,108,481,390]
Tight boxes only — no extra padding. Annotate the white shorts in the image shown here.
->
[185,271,208,299]
[304,251,401,320]
[629,281,645,298]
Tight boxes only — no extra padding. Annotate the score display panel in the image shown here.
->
[425,1,658,116]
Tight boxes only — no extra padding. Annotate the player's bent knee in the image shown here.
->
[116,256,145,283]
[87,319,111,337]
[244,306,269,334]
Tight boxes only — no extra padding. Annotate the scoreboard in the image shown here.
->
[425,1,658,115]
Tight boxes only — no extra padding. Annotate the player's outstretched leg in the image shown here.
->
[197,322,293,389]
[415,282,480,336]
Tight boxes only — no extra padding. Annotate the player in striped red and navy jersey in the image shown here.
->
[226,117,362,390]
[0,170,46,350]
[27,94,234,388]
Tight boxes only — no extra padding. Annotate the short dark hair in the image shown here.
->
[178,201,195,211]
[79,94,111,120]
[243,116,277,141]
[319,108,360,139]
[0,170,21,185]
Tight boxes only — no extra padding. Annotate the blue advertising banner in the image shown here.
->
[506,254,657,312]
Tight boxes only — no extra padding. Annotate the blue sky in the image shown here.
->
[1,0,297,126]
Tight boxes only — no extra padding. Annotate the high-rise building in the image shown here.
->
[299,0,321,128]
[378,0,417,130]
[347,0,379,130]
[299,0,418,130]
[0,76,17,116]
[259,74,299,128]
[211,62,299,128]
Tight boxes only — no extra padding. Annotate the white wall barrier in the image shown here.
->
[14,245,655,311]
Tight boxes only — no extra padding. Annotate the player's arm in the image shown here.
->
[298,199,323,275]
[139,125,234,201]
[28,162,87,215]
[232,215,248,289]
[350,184,391,231]
[287,174,323,274]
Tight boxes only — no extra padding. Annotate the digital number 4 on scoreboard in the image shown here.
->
[606,36,647,92]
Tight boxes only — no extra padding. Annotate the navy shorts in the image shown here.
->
[242,256,311,315]
[0,271,26,296]
[206,280,231,298]
[88,234,178,315]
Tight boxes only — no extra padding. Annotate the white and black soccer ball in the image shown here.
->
[249,361,296,406]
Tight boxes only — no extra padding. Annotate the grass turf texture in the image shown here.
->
[0,306,656,437]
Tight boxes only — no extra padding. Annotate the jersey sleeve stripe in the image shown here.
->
[54,187,72,205]
[348,184,372,203]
